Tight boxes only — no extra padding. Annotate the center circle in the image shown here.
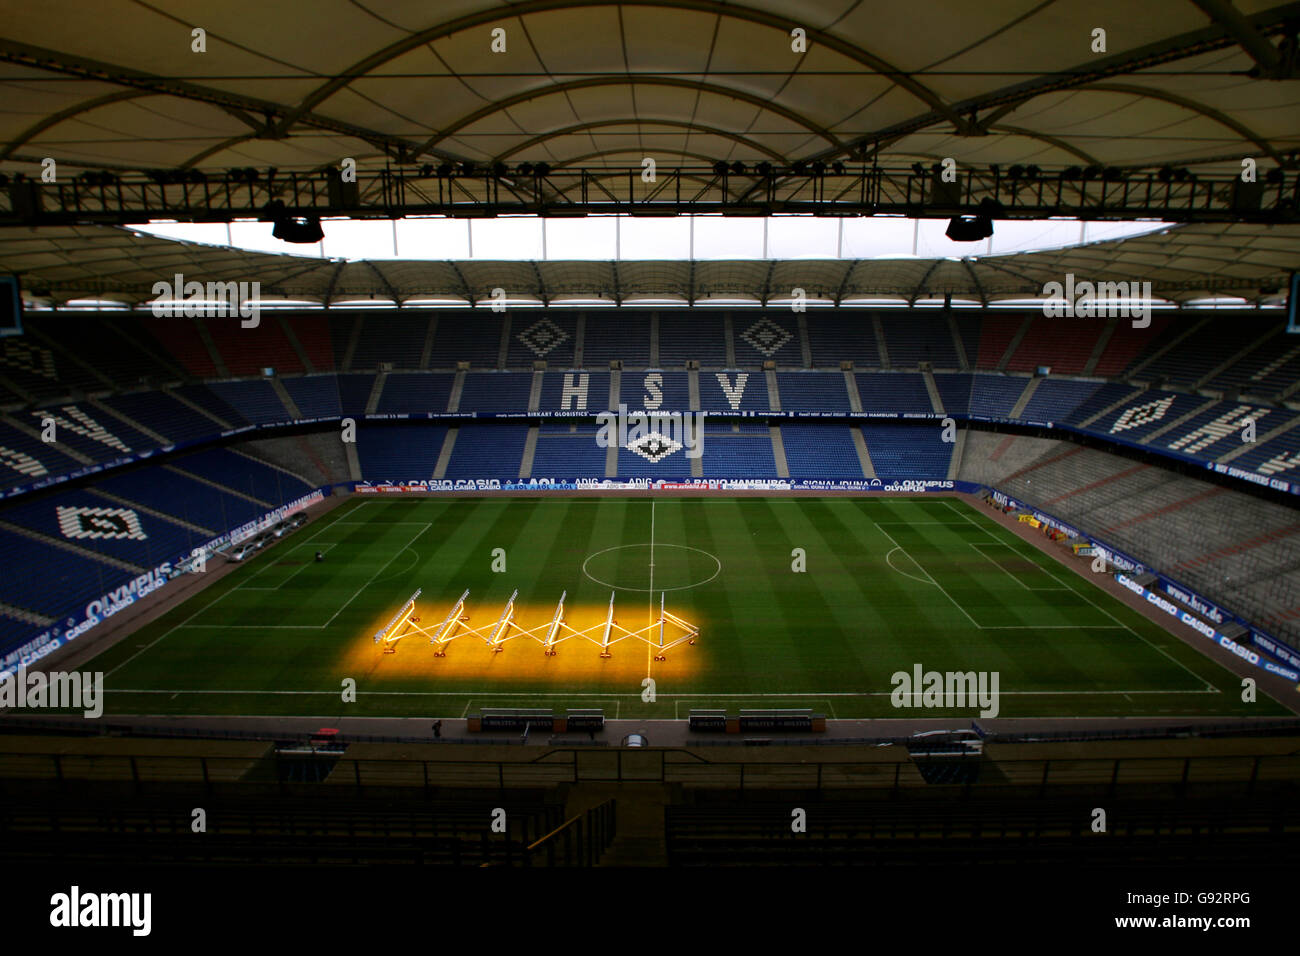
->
[582,543,722,593]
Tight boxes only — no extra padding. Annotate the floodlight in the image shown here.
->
[272,215,324,243]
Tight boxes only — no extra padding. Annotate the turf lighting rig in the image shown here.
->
[373,588,422,653]
[378,588,700,660]
[541,591,568,656]
[561,590,699,660]
[654,593,699,661]
[428,588,470,656]
[484,589,521,653]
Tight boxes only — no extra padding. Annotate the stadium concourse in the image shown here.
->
[0,0,1299,896]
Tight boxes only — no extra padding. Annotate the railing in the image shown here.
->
[511,799,616,867]
[5,713,1299,748]
[2,746,1297,798]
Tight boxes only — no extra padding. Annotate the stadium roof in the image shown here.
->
[4,220,1294,307]
[0,1,1297,176]
[0,2,1297,301]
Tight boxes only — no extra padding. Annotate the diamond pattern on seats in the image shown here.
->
[627,430,682,463]
[740,317,792,357]
[56,505,147,540]
[517,318,569,357]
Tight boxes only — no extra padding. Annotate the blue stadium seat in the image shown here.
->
[530,430,607,477]
[205,380,290,425]
[658,313,727,368]
[776,372,852,413]
[782,425,863,478]
[1018,379,1103,424]
[861,424,953,478]
[699,370,769,413]
[356,423,448,479]
[856,372,932,415]
[442,424,528,478]
[700,434,776,477]
[282,375,344,420]
[458,372,534,414]
[376,373,454,416]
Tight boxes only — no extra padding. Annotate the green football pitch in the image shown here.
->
[82,495,1287,720]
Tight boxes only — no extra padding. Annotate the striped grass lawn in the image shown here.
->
[78,495,1287,720]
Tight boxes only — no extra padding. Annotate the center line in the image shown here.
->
[647,498,656,678]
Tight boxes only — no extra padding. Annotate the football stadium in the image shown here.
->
[0,0,1298,929]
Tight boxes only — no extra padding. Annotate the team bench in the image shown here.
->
[466,708,605,733]
[689,709,827,733]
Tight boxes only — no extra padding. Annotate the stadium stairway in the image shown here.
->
[567,783,670,866]
[270,377,303,419]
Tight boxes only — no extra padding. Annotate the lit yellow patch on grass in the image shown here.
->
[338,598,703,685]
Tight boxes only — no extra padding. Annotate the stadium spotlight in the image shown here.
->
[755,161,773,176]
[792,160,808,175]
[1024,164,1041,179]
[436,163,453,177]
[730,161,746,175]
[272,214,324,244]
[831,161,846,175]
[944,198,1001,242]
[945,214,993,242]
[516,162,534,176]
[533,162,551,177]
[460,161,477,176]
[712,160,729,176]
[493,162,509,178]
[1008,164,1025,180]
[911,162,926,177]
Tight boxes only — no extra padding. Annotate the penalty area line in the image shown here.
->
[104,499,379,678]
[939,500,1215,691]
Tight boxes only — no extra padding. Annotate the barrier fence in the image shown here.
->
[3,746,1297,797]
